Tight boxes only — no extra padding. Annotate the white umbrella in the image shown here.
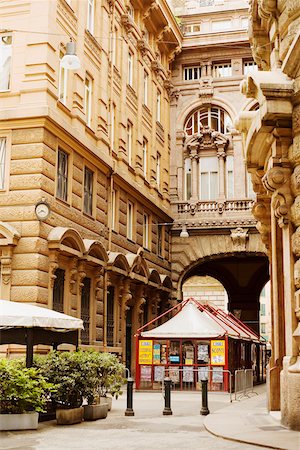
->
[0,299,83,330]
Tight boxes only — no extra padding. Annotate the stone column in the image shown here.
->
[119,278,132,366]
[217,148,226,201]
[190,147,198,202]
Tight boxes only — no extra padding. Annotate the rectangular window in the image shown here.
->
[128,51,133,86]
[53,268,65,313]
[111,188,116,231]
[226,155,234,199]
[127,121,133,166]
[127,201,134,240]
[212,20,231,32]
[111,27,117,66]
[200,157,218,200]
[247,172,255,199]
[106,286,115,347]
[57,149,68,201]
[260,304,266,316]
[142,139,147,177]
[184,24,201,34]
[0,35,12,91]
[0,137,7,190]
[184,66,202,81]
[58,50,68,105]
[128,3,134,19]
[81,277,91,344]
[156,90,161,122]
[157,224,164,257]
[83,167,93,215]
[261,323,266,334]
[143,70,149,106]
[241,17,249,29]
[87,0,95,34]
[243,61,258,75]
[111,103,116,150]
[213,63,232,78]
[185,158,192,200]
[156,153,161,188]
[143,213,150,249]
[85,75,92,127]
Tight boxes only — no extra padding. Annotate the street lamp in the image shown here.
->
[61,40,81,70]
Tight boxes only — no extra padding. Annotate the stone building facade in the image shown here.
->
[237,0,300,431]
[168,0,268,335]
[0,0,181,372]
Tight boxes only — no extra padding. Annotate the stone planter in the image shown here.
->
[0,411,39,431]
[100,396,112,411]
[83,404,108,421]
[56,407,83,425]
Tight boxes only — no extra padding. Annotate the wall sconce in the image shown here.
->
[61,40,81,70]
[179,224,189,238]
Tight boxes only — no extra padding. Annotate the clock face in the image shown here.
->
[35,203,50,220]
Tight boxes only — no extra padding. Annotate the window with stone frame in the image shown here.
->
[58,50,68,105]
[106,285,115,347]
[127,200,134,240]
[56,148,69,201]
[83,166,93,215]
[0,34,12,92]
[53,268,65,313]
[81,277,91,344]
[183,107,231,203]
[184,106,232,135]
[143,212,150,249]
[127,120,133,166]
[0,137,7,190]
[87,0,95,34]
[128,51,133,86]
[84,75,93,127]
[213,63,232,78]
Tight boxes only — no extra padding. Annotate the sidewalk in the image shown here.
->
[204,385,300,450]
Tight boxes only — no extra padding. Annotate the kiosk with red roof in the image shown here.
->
[135,298,266,391]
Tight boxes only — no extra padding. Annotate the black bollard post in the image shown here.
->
[125,377,134,416]
[200,379,210,415]
[163,377,173,415]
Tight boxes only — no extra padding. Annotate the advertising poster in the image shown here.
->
[139,340,153,364]
[212,367,223,383]
[183,366,194,383]
[169,366,180,384]
[210,340,226,366]
[198,366,209,381]
[154,365,164,382]
[140,365,152,381]
[153,343,161,365]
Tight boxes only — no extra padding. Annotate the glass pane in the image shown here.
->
[0,35,12,91]
[210,171,218,199]
[201,172,209,200]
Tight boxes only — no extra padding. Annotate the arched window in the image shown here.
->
[184,106,232,135]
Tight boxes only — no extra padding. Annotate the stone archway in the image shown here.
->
[171,231,269,333]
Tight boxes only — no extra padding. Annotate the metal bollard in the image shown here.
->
[200,379,210,415]
[163,377,173,415]
[125,377,134,416]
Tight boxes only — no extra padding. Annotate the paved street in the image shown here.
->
[1,390,271,450]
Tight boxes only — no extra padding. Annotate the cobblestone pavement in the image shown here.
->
[0,391,270,450]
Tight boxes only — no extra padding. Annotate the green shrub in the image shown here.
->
[0,359,55,414]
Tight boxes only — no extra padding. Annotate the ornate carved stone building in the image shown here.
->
[236,0,300,431]
[168,0,268,335]
[0,0,180,372]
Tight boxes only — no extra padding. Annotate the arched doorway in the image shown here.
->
[180,254,269,334]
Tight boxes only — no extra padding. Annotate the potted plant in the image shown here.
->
[97,352,126,411]
[0,359,54,431]
[81,351,108,421]
[35,350,90,425]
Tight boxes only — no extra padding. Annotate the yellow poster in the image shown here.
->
[139,340,153,364]
[210,340,226,366]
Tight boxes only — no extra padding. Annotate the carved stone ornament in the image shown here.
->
[230,227,249,252]
[49,251,59,288]
[292,227,300,257]
[294,258,300,290]
[185,127,229,156]
[69,258,78,294]
[262,167,289,193]
[0,250,12,285]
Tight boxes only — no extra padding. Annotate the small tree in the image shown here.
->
[0,359,54,414]
[34,351,91,409]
